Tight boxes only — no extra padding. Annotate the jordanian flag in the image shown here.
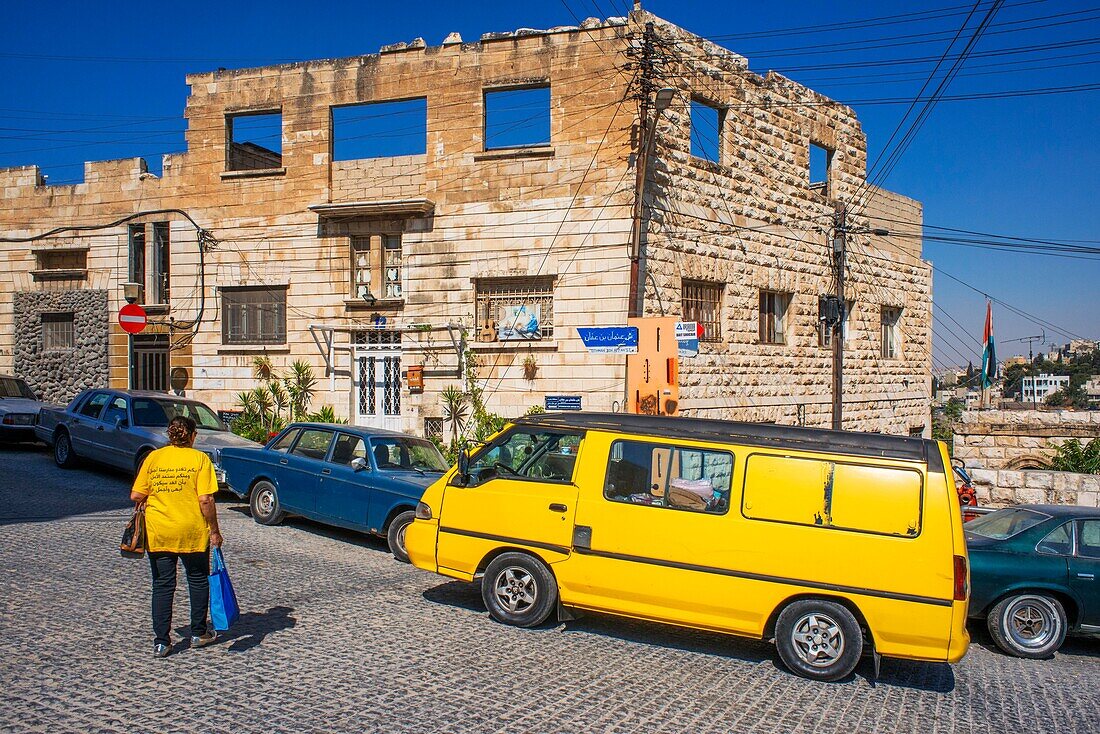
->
[980,301,997,389]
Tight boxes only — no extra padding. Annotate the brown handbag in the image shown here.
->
[120,503,147,558]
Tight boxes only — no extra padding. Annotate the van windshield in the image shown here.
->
[467,429,582,485]
[966,508,1050,540]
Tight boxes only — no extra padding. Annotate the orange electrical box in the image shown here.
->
[625,317,680,415]
[407,365,424,393]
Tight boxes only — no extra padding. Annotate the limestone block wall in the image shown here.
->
[639,14,931,435]
[954,409,1100,469]
[967,467,1100,508]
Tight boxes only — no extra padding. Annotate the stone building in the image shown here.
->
[0,11,931,437]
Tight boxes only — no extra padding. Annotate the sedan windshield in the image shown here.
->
[967,508,1050,540]
[132,397,226,431]
[371,437,448,472]
[0,377,35,400]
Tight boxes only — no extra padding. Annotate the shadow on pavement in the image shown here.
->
[225,504,390,554]
[422,579,486,613]
[221,606,298,653]
[0,443,134,525]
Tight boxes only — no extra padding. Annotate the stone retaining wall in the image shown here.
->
[967,467,1100,508]
[954,409,1100,470]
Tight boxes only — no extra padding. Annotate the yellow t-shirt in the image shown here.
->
[132,445,218,553]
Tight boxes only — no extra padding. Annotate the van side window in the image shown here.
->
[467,429,583,486]
[604,440,732,515]
[743,454,923,537]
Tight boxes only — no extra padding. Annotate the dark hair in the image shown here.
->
[167,416,197,447]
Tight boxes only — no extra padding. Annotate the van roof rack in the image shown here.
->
[515,412,933,464]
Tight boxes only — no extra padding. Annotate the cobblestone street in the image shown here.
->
[1,443,1098,734]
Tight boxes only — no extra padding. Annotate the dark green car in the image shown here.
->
[967,505,1100,658]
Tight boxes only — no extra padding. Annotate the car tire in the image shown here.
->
[775,599,864,682]
[386,510,416,563]
[987,593,1067,659]
[53,430,79,469]
[249,480,286,526]
[481,552,558,628]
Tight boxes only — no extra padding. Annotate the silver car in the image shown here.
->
[0,374,46,443]
[38,388,257,483]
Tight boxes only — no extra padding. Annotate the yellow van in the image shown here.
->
[406,413,969,681]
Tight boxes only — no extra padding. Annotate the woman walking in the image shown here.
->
[131,415,224,658]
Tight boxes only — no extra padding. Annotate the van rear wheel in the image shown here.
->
[481,553,557,628]
[775,599,863,682]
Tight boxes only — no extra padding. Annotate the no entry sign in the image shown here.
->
[118,303,148,334]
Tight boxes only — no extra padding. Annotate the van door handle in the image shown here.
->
[321,468,331,475]
[549,503,568,513]
[1077,573,1095,580]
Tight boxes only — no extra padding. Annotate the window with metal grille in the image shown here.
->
[476,277,554,341]
[759,290,791,345]
[351,235,402,302]
[682,280,722,343]
[424,417,444,441]
[41,312,74,351]
[221,286,287,345]
[353,330,402,348]
[881,306,902,359]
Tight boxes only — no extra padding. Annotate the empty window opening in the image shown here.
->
[682,280,723,343]
[33,249,87,277]
[41,312,75,351]
[690,100,722,162]
[226,111,282,171]
[332,99,427,161]
[809,142,832,195]
[484,86,551,150]
[759,290,791,345]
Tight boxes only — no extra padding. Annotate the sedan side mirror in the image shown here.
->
[351,457,368,472]
[114,416,128,430]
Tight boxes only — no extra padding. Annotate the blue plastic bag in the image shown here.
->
[209,547,240,631]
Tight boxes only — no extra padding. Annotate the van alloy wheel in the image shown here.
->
[480,552,557,628]
[775,599,863,681]
[790,613,845,667]
[493,567,538,614]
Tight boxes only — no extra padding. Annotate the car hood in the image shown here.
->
[0,398,46,413]
[381,470,444,492]
[194,431,259,450]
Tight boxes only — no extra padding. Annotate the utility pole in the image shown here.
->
[831,205,847,431]
[628,21,656,319]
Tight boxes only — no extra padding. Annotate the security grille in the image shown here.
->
[41,312,75,351]
[682,280,722,343]
[475,277,554,339]
[222,286,287,345]
[132,334,169,391]
[424,417,444,441]
[353,330,402,348]
[359,356,376,415]
[383,357,400,415]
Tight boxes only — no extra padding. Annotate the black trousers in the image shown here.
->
[148,550,210,646]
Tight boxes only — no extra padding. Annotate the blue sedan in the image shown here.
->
[219,423,449,561]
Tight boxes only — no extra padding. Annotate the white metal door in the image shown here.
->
[353,330,402,431]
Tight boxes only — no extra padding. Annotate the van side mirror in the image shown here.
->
[453,448,471,486]
[351,457,368,472]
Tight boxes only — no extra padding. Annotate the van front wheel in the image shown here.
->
[775,599,863,682]
[481,553,557,628]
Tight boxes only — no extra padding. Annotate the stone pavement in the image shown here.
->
[1,443,1098,734]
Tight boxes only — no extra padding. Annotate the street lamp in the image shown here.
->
[122,282,143,305]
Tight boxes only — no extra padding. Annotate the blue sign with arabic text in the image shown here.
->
[545,395,583,411]
[577,326,639,354]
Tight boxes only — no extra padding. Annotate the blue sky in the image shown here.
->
[2,0,1097,368]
